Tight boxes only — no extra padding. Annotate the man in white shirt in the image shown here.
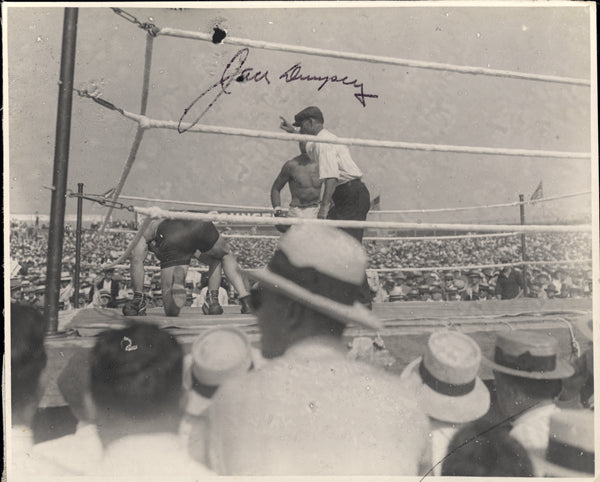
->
[281,106,370,239]
[207,225,430,476]
[281,106,372,304]
[89,322,214,476]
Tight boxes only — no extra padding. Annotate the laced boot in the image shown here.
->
[240,295,253,314]
[122,292,147,316]
[202,290,223,315]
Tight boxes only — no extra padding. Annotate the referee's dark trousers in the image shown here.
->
[327,179,372,305]
[326,179,371,242]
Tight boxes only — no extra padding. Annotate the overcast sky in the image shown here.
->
[4,3,595,223]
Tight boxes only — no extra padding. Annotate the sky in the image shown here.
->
[4,3,596,224]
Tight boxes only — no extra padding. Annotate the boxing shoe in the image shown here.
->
[122,296,147,316]
[202,290,224,315]
[240,295,253,314]
[172,266,187,308]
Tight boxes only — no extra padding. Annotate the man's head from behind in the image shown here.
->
[11,303,47,424]
[441,421,533,477]
[247,224,381,359]
[90,322,183,424]
[484,331,571,418]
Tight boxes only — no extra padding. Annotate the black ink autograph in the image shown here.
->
[178,48,378,134]
[279,63,378,107]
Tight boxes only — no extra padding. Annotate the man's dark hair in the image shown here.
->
[11,303,47,410]
[495,371,562,400]
[441,421,534,477]
[90,322,183,418]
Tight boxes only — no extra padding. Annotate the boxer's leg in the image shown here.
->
[161,264,189,316]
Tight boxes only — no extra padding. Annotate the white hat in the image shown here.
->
[400,331,490,424]
[534,409,595,477]
[482,331,574,380]
[183,327,253,416]
[245,225,381,330]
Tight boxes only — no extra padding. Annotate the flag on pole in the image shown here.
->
[530,181,543,201]
[370,195,381,210]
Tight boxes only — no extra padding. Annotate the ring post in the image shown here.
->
[519,194,528,297]
[73,183,84,308]
[44,8,78,333]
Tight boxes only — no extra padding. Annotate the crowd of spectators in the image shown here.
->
[9,221,593,309]
[8,223,594,477]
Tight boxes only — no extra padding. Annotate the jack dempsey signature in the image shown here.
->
[178,48,378,133]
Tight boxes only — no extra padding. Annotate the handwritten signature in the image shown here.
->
[178,48,378,134]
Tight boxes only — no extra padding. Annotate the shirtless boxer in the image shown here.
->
[123,218,252,317]
[270,141,322,232]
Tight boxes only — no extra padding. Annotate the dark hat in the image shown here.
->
[293,106,324,126]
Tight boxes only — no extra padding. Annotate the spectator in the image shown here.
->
[89,268,119,308]
[484,331,574,461]
[59,272,75,310]
[533,409,594,477]
[494,263,525,300]
[181,327,263,464]
[207,225,430,475]
[10,303,49,476]
[441,421,534,477]
[89,322,214,476]
[556,318,594,410]
[32,348,102,474]
[400,331,491,476]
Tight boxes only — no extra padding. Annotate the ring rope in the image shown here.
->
[370,259,592,273]
[375,191,592,214]
[106,228,522,241]
[98,33,155,236]
[225,232,524,241]
[556,317,581,359]
[157,27,590,87]
[100,190,591,215]
[117,110,590,160]
[134,206,591,233]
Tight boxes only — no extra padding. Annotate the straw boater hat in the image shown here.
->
[482,331,574,380]
[183,327,255,416]
[400,331,490,424]
[245,225,381,330]
[533,409,595,477]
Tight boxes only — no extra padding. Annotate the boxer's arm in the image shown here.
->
[318,178,337,219]
[271,163,291,211]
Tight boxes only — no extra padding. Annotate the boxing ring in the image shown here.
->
[39,8,595,409]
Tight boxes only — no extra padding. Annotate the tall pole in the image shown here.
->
[44,8,78,333]
[73,183,84,308]
[519,194,528,297]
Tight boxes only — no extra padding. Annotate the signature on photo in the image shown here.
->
[178,48,378,134]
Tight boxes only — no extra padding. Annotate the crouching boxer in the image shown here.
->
[123,218,252,317]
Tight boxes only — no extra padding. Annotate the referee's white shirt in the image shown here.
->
[306,129,362,184]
